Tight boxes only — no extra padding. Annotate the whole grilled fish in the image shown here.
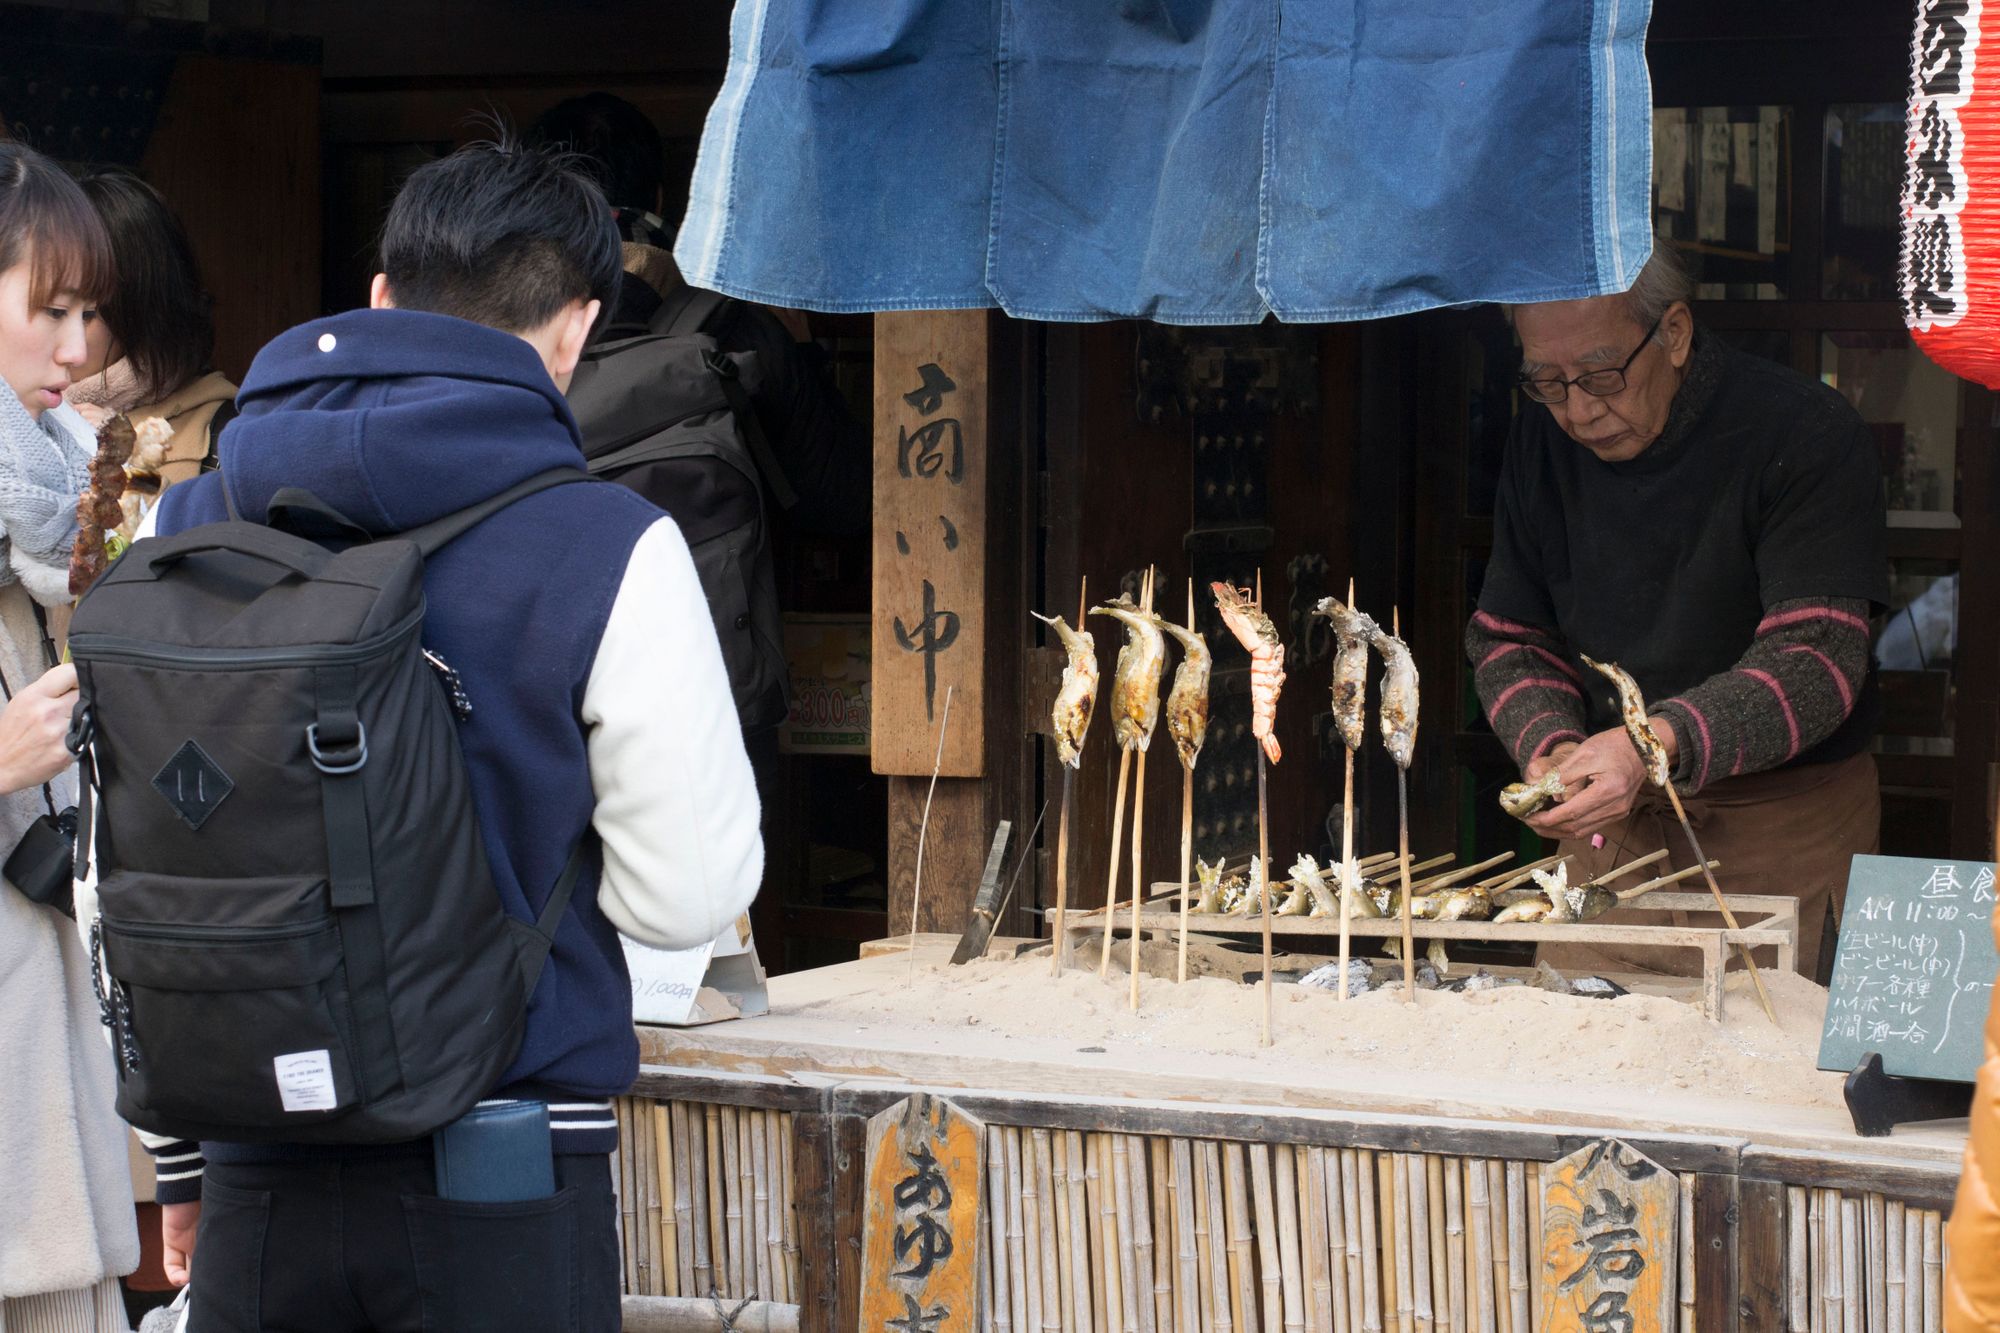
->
[1091,595,1167,751]
[1581,655,1671,788]
[1499,771,1566,819]
[1158,619,1212,770]
[1368,626,1419,769]
[1314,598,1380,753]
[1032,611,1098,768]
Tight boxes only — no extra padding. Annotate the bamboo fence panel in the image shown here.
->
[607,1100,1953,1332]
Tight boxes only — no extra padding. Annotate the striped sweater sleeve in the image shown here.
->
[141,1130,205,1205]
[1465,609,1589,771]
[1650,598,1872,794]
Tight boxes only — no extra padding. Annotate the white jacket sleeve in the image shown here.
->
[583,517,764,949]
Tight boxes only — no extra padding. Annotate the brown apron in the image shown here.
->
[1538,751,1879,981]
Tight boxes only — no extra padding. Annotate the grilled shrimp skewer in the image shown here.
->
[1160,583,1212,983]
[1581,655,1778,1023]
[1210,581,1285,764]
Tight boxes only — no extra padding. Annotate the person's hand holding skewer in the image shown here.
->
[1523,717,1678,841]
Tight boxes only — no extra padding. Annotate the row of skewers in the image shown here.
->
[1037,566,1785,1031]
[1037,570,1425,1043]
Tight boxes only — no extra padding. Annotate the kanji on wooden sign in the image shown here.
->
[1539,1138,1679,1332]
[858,1093,985,1330]
[872,311,987,777]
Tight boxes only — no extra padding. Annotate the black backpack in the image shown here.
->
[68,470,590,1144]
[566,287,795,733]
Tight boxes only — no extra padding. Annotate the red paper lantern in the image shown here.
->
[1903,0,2000,387]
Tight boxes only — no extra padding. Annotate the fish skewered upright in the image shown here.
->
[1314,592,1380,999]
[1094,594,1168,751]
[1161,588,1212,983]
[1033,611,1099,769]
[1038,585,1097,974]
[1370,614,1421,999]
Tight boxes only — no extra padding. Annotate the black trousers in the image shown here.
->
[188,1151,620,1332]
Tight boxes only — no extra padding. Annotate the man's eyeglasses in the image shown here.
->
[1516,315,1663,404]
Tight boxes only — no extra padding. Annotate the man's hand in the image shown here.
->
[0,663,77,795]
[1524,717,1676,842]
[1524,741,1578,783]
[161,1199,200,1286]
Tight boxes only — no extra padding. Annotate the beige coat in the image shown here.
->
[0,575,137,1299]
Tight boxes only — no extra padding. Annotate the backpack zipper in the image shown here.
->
[68,609,424,671]
[102,917,333,944]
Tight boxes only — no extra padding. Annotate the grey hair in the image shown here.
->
[1621,242,1694,336]
[1499,239,1693,338]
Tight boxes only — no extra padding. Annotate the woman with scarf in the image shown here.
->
[0,139,139,1333]
[66,167,234,534]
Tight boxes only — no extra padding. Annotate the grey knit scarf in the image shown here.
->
[0,388,89,595]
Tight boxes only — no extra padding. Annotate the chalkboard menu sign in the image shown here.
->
[1816,855,1998,1083]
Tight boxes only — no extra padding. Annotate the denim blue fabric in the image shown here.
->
[677,0,1654,324]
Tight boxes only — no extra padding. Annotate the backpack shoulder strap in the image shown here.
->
[651,283,730,338]
[401,468,594,558]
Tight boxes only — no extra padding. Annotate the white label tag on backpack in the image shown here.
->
[273,1050,337,1112]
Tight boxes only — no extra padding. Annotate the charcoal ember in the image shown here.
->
[1298,958,1377,994]
[1440,969,1523,994]
[1570,976,1630,1000]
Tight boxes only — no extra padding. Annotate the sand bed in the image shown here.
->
[784,935,1844,1114]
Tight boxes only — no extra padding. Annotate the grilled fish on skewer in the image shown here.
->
[1033,612,1099,768]
[1339,862,1383,919]
[1290,854,1340,917]
[1091,595,1167,751]
[1159,618,1212,769]
[1581,654,1672,787]
[1210,581,1286,764]
[1313,598,1381,752]
[1366,624,1420,769]
[1432,884,1493,921]
[1499,771,1567,819]
[1191,857,1226,914]
[1277,877,1314,916]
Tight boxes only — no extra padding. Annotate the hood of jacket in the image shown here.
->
[216,307,587,533]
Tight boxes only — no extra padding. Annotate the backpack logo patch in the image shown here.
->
[152,740,235,830]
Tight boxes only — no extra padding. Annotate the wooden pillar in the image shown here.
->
[876,311,1026,937]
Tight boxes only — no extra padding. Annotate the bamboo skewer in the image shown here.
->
[1390,609,1415,1002]
[1660,781,1779,1021]
[1582,846,1670,886]
[1179,581,1199,985]
[1408,852,1515,893]
[1338,578,1359,1004]
[1255,570,1276,1045]
[1130,741,1150,1009]
[1099,748,1134,978]
[1052,576,1087,974]
[906,685,956,980]
[1614,858,1723,902]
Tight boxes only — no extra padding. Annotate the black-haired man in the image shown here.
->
[136,138,762,1332]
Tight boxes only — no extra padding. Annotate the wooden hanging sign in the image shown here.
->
[858,1093,985,1330]
[872,311,987,776]
[1538,1138,1678,1331]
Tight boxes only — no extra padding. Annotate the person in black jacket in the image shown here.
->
[529,93,868,541]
